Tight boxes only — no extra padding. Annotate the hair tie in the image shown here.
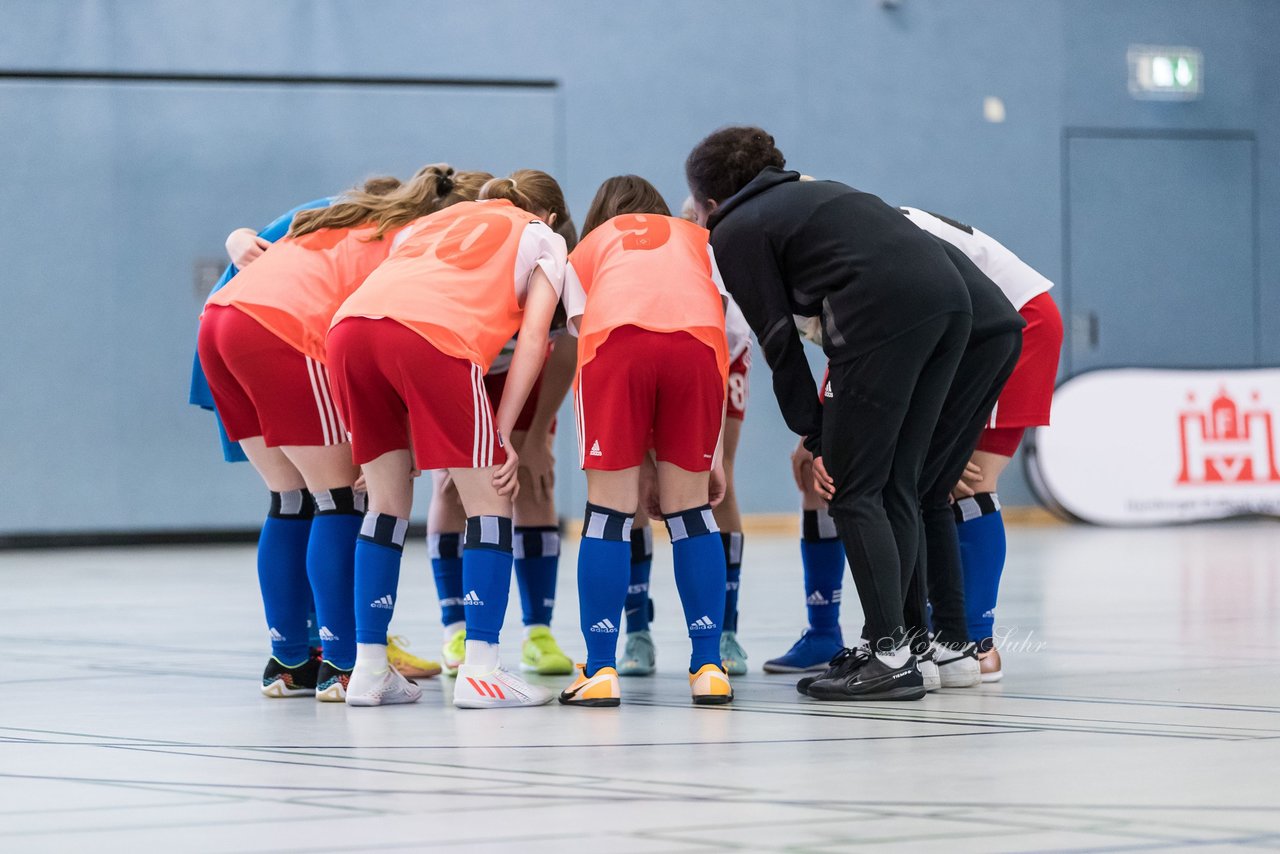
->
[437,174,455,196]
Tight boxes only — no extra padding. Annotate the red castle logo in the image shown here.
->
[1177,388,1280,485]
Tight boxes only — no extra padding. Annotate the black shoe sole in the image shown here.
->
[806,683,927,702]
[692,694,734,705]
[558,696,621,707]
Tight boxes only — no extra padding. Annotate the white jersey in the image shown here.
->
[900,207,1053,311]
[725,297,753,361]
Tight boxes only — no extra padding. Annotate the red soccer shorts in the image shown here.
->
[198,304,346,447]
[725,348,751,421]
[327,317,507,469]
[975,292,1064,456]
[575,325,724,473]
[483,363,555,435]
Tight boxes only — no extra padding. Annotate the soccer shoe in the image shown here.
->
[806,652,926,702]
[917,647,942,693]
[618,631,656,676]
[261,656,319,698]
[442,628,466,677]
[454,664,555,709]
[520,626,575,676]
[934,641,982,688]
[720,631,749,676]
[763,627,844,673]
[315,660,352,703]
[559,664,622,707]
[796,646,863,695]
[690,663,734,705]
[979,646,1003,683]
[345,664,422,707]
[386,635,442,679]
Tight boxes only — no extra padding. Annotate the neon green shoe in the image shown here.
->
[520,626,574,675]
[720,630,748,676]
[442,628,466,677]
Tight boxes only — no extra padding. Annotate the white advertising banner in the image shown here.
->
[1029,368,1280,525]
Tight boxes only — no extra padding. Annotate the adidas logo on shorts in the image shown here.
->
[318,627,337,642]
[268,627,285,641]
[462,590,484,606]
[825,382,833,398]
[370,594,394,610]
[589,440,603,457]
[589,618,618,633]
[689,615,717,631]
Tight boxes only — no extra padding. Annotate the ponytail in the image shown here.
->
[480,169,577,250]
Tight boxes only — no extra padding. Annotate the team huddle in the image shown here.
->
[191,126,1063,709]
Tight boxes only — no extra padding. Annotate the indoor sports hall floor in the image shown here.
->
[2,521,1279,853]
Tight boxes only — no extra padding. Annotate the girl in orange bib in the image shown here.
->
[327,170,571,709]
[556,175,733,708]
[198,166,486,701]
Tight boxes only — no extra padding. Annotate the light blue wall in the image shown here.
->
[0,0,1274,533]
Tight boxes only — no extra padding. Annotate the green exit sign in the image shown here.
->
[1128,45,1203,100]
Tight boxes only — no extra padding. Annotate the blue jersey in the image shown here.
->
[189,197,333,462]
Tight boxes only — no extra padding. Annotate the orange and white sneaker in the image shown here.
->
[690,663,734,705]
[979,646,1003,682]
[453,664,555,709]
[559,664,621,707]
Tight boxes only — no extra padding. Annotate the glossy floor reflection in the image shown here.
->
[2,521,1279,853]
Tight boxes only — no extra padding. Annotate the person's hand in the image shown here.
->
[517,431,556,503]
[493,447,520,498]
[225,228,271,268]
[709,462,727,508]
[791,438,814,492]
[812,455,836,501]
[952,461,983,499]
[640,456,662,519]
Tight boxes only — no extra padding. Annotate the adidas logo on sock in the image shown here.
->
[370,594,395,609]
[806,590,829,606]
[440,596,464,607]
[589,440,603,457]
[689,615,717,631]
[318,627,337,642]
[627,583,649,594]
[590,618,618,633]
[543,597,556,607]
[268,627,285,641]
[462,590,484,606]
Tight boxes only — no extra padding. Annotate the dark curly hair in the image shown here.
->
[685,125,786,205]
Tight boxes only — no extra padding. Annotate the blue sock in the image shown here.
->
[258,490,314,665]
[430,532,464,628]
[307,605,321,649]
[721,532,743,633]
[625,526,653,633]
[956,493,1006,644]
[801,508,846,633]
[307,488,364,669]
[578,504,632,675]
[462,516,514,644]
[666,505,726,672]
[514,526,559,627]
[354,512,408,644]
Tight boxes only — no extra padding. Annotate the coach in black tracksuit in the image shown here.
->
[688,128,976,700]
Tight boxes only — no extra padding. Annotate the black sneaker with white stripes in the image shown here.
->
[805,652,926,701]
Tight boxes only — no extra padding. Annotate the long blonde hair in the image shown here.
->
[478,169,577,250]
[289,164,492,240]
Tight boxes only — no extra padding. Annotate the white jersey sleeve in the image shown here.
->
[725,298,753,360]
[900,207,1053,310]
[514,220,568,305]
[562,261,587,338]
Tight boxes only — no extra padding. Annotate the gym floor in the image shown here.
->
[2,521,1278,852]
